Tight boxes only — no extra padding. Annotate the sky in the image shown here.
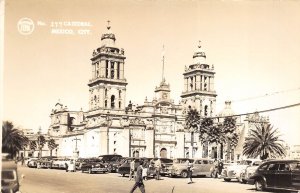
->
[2,0,300,145]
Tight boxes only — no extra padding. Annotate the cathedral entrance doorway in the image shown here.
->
[160,148,167,158]
[133,150,139,158]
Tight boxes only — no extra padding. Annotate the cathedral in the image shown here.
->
[48,22,229,159]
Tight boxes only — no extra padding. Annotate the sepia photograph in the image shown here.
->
[1,0,300,193]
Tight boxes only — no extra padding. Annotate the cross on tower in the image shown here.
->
[72,137,81,152]
[107,20,111,30]
[198,40,202,48]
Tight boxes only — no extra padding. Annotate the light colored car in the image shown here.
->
[168,158,194,177]
[222,159,262,182]
[51,157,72,169]
[169,158,214,178]
[240,164,261,183]
[27,158,38,168]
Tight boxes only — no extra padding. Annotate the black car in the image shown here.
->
[98,154,122,172]
[248,159,300,192]
[81,158,108,174]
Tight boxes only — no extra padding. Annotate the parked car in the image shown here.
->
[98,154,122,172]
[248,159,300,192]
[51,157,71,169]
[222,159,262,182]
[118,157,139,177]
[168,158,194,177]
[75,158,87,170]
[1,158,21,193]
[168,158,214,178]
[27,158,38,168]
[240,161,263,183]
[118,157,156,177]
[81,158,108,174]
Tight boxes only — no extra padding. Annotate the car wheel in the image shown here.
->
[181,171,188,178]
[255,179,265,191]
[88,169,93,174]
[224,178,231,182]
[242,179,247,184]
[122,173,125,177]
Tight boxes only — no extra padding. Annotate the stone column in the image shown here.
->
[114,62,117,79]
[99,126,109,155]
[200,75,203,91]
[175,130,185,158]
[211,77,214,91]
[121,126,130,157]
[121,62,124,79]
[145,125,154,158]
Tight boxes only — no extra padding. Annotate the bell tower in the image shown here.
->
[88,21,127,111]
[181,41,217,116]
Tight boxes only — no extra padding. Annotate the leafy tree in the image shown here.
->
[37,135,46,158]
[29,141,37,152]
[2,121,28,159]
[185,107,201,157]
[48,138,58,158]
[243,123,286,160]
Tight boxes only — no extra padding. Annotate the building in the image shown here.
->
[47,22,222,159]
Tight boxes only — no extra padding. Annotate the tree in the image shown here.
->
[48,138,58,158]
[37,135,46,158]
[29,140,37,154]
[243,123,286,160]
[2,121,28,159]
[185,107,201,158]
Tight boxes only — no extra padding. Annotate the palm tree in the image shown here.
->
[243,123,286,160]
[37,135,46,158]
[185,107,201,158]
[48,138,58,158]
[2,121,28,159]
[29,140,37,156]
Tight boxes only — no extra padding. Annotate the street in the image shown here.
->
[18,166,277,193]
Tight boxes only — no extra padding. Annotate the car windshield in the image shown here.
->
[2,170,16,180]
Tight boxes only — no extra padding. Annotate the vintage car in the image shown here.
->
[27,158,38,168]
[98,154,123,172]
[148,158,173,176]
[222,159,261,182]
[51,157,71,169]
[248,159,300,192]
[240,161,263,183]
[2,157,22,193]
[169,158,214,178]
[168,158,194,177]
[118,157,157,177]
[81,158,108,174]
[75,158,87,170]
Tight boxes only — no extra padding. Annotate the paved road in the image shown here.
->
[18,166,276,193]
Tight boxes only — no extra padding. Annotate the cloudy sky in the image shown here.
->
[3,0,300,145]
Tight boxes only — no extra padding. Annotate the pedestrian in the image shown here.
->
[21,157,25,166]
[186,160,193,184]
[217,159,224,178]
[213,159,218,178]
[129,159,136,181]
[65,162,68,172]
[142,161,148,181]
[130,160,145,193]
[155,158,161,180]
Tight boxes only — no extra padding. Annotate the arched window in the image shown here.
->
[133,150,139,158]
[111,95,115,109]
[105,60,109,78]
[105,89,107,97]
[119,90,122,98]
[110,62,114,79]
[94,95,97,102]
[119,101,121,109]
[160,148,167,158]
[96,70,99,77]
[117,62,120,79]
[105,100,107,108]
[190,77,193,90]
[204,105,208,116]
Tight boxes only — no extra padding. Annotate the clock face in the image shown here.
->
[163,93,168,99]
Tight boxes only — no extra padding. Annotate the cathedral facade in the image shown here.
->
[48,23,218,159]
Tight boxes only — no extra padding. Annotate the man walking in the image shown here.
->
[130,160,145,193]
[186,160,193,184]
[155,158,161,180]
[129,159,136,181]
